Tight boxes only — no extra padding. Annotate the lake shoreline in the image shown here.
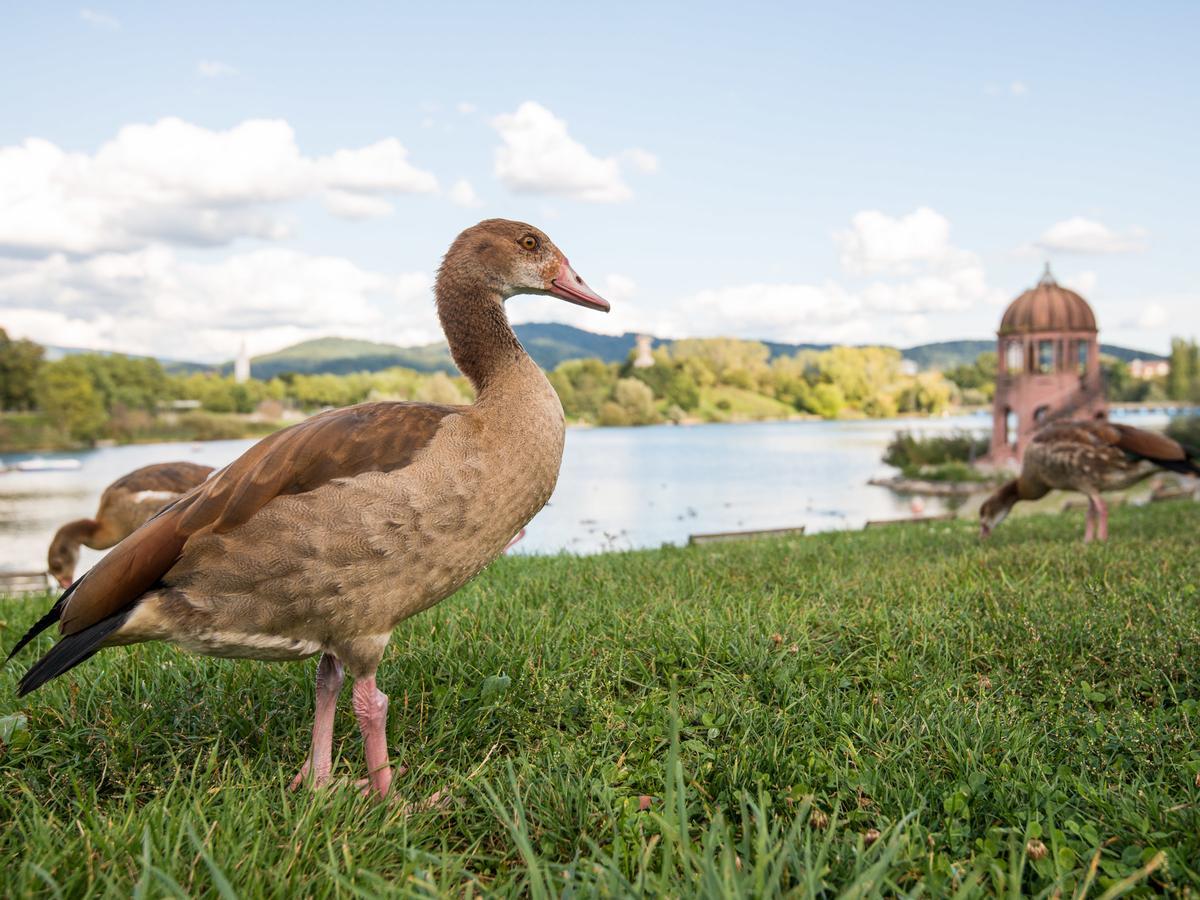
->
[1,407,991,457]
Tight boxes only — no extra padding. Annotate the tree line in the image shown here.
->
[3,327,1193,451]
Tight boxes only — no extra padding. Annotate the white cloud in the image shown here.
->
[834,207,955,275]
[1137,303,1168,330]
[448,178,483,208]
[1009,81,1029,96]
[80,8,119,30]
[1034,217,1148,254]
[0,246,437,361]
[622,148,660,174]
[1062,270,1098,295]
[314,139,437,194]
[197,60,237,78]
[321,190,393,220]
[514,207,1005,344]
[602,274,638,305]
[859,266,994,314]
[491,102,655,203]
[456,101,477,115]
[0,118,438,256]
[665,281,864,342]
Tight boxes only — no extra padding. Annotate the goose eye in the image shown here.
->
[519,235,539,251]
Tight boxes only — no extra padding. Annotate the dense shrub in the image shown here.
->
[884,429,989,477]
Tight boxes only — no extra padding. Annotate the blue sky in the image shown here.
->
[0,1,1196,361]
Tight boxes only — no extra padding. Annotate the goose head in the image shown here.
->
[439,219,610,312]
[978,479,1020,539]
[47,530,81,588]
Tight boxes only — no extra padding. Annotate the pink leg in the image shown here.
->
[1083,498,1096,543]
[352,675,392,799]
[290,653,345,790]
[1095,496,1109,541]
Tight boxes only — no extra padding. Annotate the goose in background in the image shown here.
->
[979,420,1200,542]
[46,461,214,588]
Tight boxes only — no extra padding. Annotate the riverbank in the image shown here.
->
[2,502,1196,895]
[0,411,285,454]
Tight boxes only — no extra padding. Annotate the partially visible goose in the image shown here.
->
[47,461,214,588]
[979,420,1200,541]
[8,219,610,799]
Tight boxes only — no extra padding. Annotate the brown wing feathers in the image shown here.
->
[107,461,215,495]
[7,402,455,672]
[1042,420,1200,475]
[1110,423,1192,465]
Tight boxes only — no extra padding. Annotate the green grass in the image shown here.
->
[698,385,797,422]
[2,502,1199,897]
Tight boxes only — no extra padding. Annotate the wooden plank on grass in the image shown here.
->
[0,571,53,596]
[689,526,806,546]
[864,513,956,529]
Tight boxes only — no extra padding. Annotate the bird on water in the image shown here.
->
[7,219,611,799]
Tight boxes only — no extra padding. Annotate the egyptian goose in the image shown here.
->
[979,420,1200,541]
[8,219,610,799]
[46,461,214,588]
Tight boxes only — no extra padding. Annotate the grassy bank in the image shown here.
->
[2,503,1199,896]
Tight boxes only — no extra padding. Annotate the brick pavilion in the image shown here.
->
[988,265,1106,465]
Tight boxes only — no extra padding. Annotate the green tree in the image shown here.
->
[414,371,468,404]
[548,359,619,421]
[36,357,107,443]
[0,328,44,411]
[1166,338,1199,402]
[944,351,997,401]
[807,383,847,419]
[613,377,660,425]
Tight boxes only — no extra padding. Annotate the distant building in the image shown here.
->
[988,264,1105,465]
[1129,358,1169,380]
[633,334,655,368]
[899,359,919,376]
[234,341,251,384]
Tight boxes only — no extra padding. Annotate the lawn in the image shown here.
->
[2,502,1199,897]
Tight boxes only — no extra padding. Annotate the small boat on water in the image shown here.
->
[3,457,83,473]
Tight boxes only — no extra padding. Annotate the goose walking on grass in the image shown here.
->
[7,219,610,799]
[46,461,215,588]
[979,420,1200,542]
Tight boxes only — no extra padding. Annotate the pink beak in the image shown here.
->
[548,259,610,313]
[57,575,72,589]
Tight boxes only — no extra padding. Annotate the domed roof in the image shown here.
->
[999,265,1097,335]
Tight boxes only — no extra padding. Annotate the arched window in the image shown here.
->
[1006,341,1024,373]
[1006,408,1018,448]
[1034,404,1051,425]
[1037,341,1054,374]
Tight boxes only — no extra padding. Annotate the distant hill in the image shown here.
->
[40,344,209,373]
[238,326,1163,377]
[902,340,1167,370]
[229,337,455,379]
[33,326,1167,379]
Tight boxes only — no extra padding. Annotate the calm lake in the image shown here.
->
[0,411,1171,573]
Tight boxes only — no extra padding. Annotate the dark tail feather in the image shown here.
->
[5,579,80,663]
[1151,456,1200,477]
[17,608,131,696]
